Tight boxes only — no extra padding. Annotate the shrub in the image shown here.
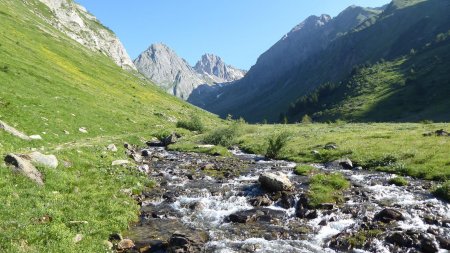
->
[294,165,317,176]
[433,181,450,202]
[301,114,313,124]
[176,115,204,132]
[388,176,408,186]
[203,123,240,147]
[265,132,291,159]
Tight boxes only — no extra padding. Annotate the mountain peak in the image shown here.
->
[134,44,245,99]
[194,54,246,83]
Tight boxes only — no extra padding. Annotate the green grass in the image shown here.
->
[345,229,383,249]
[176,114,205,133]
[0,1,221,252]
[237,123,450,181]
[308,173,350,208]
[388,176,409,186]
[433,181,450,202]
[294,165,317,176]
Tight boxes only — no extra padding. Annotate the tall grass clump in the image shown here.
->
[433,181,450,202]
[266,132,291,159]
[203,122,241,147]
[176,115,205,132]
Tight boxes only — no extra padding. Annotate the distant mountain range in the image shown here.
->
[188,0,450,123]
[134,44,246,100]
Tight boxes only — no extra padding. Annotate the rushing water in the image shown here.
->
[127,147,450,253]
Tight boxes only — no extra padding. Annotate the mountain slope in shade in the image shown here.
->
[134,44,245,100]
[190,0,450,123]
[188,5,382,120]
[38,0,136,70]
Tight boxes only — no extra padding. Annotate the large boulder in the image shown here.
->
[162,133,181,146]
[27,151,58,169]
[258,172,293,192]
[4,154,44,185]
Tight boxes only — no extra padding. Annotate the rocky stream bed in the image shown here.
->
[121,145,450,253]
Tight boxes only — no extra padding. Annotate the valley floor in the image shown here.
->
[0,122,449,252]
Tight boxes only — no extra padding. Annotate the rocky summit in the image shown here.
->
[134,43,246,100]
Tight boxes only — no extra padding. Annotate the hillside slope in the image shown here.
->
[0,0,216,149]
[285,36,450,122]
[0,1,218,251]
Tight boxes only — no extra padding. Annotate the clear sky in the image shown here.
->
[75,0,390,70]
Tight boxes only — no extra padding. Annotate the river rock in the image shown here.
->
[437,236,450,250]
[163,133,180,146]
[249,195,272,207]
[4,154,44,185]
[27,151,58,169]
[278,192,296,209]
[374,208,405,223]
[258,172,293,192]
[117,239,135,250]
[168,232,207,253]
[229,210,258,223]
[421,235,439,253]
[386,232,414,247]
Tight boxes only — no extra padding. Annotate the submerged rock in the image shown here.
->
[168,232,207,253]
[258,172,293,192]
[374,208,405,223]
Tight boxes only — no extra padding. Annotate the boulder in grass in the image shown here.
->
[4,154,44,185]
[27,151,58,169]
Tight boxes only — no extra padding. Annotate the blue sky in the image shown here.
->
[76,0,390,70]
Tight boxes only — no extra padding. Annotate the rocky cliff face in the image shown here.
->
[38,0,136,70]
[134,43,205,100]
[194,54,246,83]
[134,44,245,100]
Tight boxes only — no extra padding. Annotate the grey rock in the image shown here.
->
[28,151,58,169]
[38,0,136,70]
[259,172,293,192]
[117,239,135,250]
[0,120,31,140]
[168,232,207,253]
[112,160,129,166]
[374,208,405,223]
[4,154,44,185]
[134,44,245,100]
[107,144,118,152]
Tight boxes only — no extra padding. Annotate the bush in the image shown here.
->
[265,132,291,159]
[388,176,408,186]
[176,115,204,132]
[301,114,313,124]
[294,165,316,176]
[203,123,240,147]
[433,181,450,202]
